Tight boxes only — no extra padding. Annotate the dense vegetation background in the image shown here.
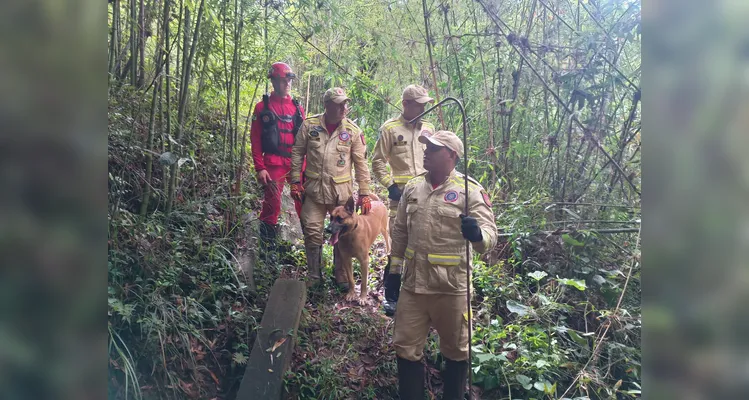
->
[107,0,641,398]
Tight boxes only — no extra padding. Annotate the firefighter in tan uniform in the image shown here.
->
[372,85,436,315]
[383,130,497,400]
[290,87,372,288]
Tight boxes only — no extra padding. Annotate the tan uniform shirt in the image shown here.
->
[390,170,497,295]
[291,114,371,204]
[372,115,435,187]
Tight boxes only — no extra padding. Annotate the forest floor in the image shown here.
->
[275,238,451,400]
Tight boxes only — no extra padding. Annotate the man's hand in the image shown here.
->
[290,182,304,202]
[460,214,483,243]
[387,184,402,201]
[257,170,271,186]
[357,194,371,214]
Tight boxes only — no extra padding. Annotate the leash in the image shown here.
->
[410,97,472,399]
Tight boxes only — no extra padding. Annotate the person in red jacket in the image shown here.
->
[250,62,305,253]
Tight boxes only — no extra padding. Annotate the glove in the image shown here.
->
[357,194,371,214]
[460,214,483,243]
[384,273,401,303]
[387,184,402,201]
[290,182,304,202]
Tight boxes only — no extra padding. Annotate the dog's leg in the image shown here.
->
[357,254,371,305]
[343,257,358,302]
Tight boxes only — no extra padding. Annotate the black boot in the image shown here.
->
[383,256,399,316]
[259,222,279,263]
[398,357,424,400]
[442,358,469,400]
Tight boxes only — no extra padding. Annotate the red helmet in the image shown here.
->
[268,62,296,79]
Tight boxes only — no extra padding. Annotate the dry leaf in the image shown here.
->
[271,337,287,352]
[208,370,220,385]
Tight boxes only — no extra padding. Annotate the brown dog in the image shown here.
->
[328,194,390,304]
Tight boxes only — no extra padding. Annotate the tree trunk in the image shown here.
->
[471,3,497,186]
[140,78,160,217]
[140,0,170,216]
[166,0,206,214]
[129,0,137,86]
[137,0,146,88]
[421,0,444,129]
[108,0,121,80]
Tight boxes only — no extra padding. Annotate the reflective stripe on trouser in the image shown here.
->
[300,199,338,246]
[393,289,470,362]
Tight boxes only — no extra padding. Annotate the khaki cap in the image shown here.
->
[323,87,351,104]
[402,84,434,103]
[419,130,464,158]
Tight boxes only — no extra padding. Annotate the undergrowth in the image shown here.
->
[108,94,272,399]
[108,92,640,400]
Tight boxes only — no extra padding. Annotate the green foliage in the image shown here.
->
[108,0,640,396]
[471,227,640,399]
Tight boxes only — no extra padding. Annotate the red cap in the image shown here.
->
[268,62,296,79]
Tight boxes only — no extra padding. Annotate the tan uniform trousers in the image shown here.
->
[301,198,344,246]
[393,289,470,362]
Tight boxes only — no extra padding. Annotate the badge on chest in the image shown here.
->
[394,134,407,146]
[444,190,459,203]
[310,126,322,141]
[339,131,351,142]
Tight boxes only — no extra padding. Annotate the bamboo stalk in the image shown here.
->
[421,0,445,129]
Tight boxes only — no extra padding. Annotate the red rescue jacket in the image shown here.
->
[250,92,306,171]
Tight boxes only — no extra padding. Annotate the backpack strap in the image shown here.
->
[291,98,303,135]
[262,93,270,108]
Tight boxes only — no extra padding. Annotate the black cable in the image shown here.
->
[410,97,473,399]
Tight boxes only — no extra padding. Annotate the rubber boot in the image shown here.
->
[442,358,469,400]
[383,256,398,316]
[305,245,323,288]
[259,222,279,264]
[333,244,350,292]
[398,357,425,400]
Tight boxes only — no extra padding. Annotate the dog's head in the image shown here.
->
[326,196,357,246]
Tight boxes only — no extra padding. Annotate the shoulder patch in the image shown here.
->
[481,190,492,207]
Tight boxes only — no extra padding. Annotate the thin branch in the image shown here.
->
[477,0,640,197]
